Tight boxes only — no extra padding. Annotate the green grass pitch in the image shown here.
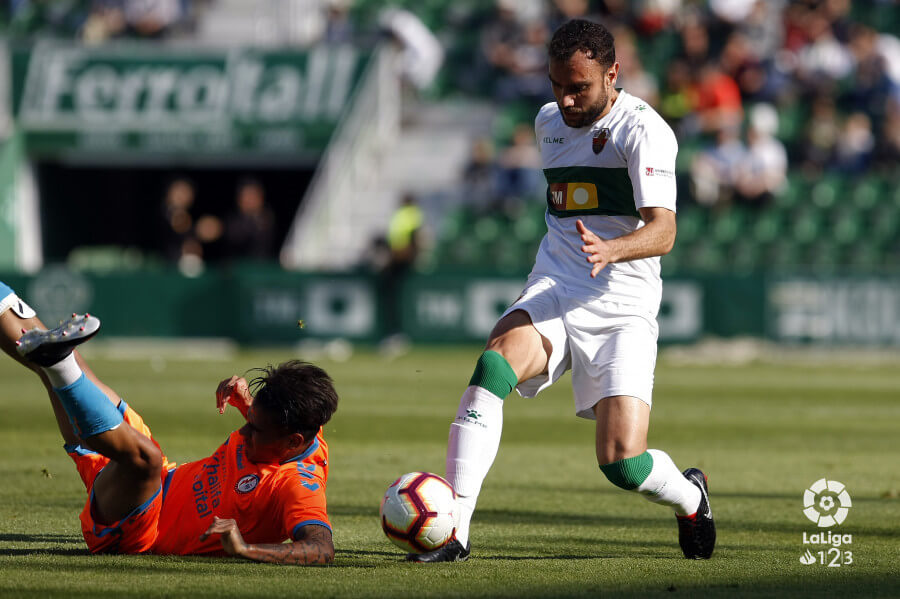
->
[0,345,898,598]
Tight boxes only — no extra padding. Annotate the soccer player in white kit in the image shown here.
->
[410,19,715,562]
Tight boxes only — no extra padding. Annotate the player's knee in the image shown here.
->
[598,451,653,491]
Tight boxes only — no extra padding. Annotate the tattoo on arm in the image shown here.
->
[243,525,334,565]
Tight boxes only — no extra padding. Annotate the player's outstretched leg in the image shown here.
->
[5,303,164,525]
[594,397,715,559]
[408,310,549,563]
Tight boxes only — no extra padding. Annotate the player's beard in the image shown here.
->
[560,90,609,128]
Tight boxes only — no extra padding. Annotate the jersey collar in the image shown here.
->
[280,436,319,464]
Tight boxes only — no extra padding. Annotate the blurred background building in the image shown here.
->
[1,0,898,346]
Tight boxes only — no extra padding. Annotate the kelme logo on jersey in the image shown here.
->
[592,128,611,154]
[235,474,260,494]
[549,182,599,211]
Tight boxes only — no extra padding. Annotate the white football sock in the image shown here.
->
[445,385,504,546]
[635,449,702,516]
[42,353,84,389]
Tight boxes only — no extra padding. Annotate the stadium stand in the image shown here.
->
[3,0,899,275]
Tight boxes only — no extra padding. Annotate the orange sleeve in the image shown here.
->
[278,466,330,540]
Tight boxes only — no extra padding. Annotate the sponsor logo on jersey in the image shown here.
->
[549,182,599,211]
[635,104,647,111]
[235,473,260,494]
[644,167,675,178]
[592,128,611,154]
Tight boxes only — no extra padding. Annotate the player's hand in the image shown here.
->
[200,516,249,557]
[576,219,615,278]
[216,375,253,417]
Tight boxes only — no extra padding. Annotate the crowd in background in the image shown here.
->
[4,0,900,270]
[456,0,900,213]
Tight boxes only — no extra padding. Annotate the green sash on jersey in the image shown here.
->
[543,166,639,218]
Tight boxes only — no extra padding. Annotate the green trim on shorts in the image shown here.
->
[468,350,518,399]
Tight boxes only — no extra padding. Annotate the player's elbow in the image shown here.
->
[659,230,676,256]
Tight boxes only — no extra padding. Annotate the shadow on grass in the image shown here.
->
[0,547,89,557]
[0,533,83,544]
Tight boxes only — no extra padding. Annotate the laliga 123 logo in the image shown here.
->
[799,479,854,567]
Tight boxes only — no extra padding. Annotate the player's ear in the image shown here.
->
[607,62,619,85]
[287,432,306,451]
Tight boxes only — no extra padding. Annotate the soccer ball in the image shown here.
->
[380,471,458,554]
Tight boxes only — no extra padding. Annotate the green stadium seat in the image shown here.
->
[686,239,727,271]
[869,204,899,245]
[728,238,762,272]
[752,209,784,243]
[676,209,706,244]
[710,207,746,244]
[766,239,804,270]
[830,205,863,246]
[473,215,502,243]
[850,177,882,211]
[774,173,808,210]
[790,206,824,244]
[810,176,844,210]
[804,240,840,273]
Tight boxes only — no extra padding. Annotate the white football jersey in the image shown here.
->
[532,90,678,312]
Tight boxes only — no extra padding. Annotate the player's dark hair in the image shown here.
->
[249,360,338,440]
[548,19,616,69]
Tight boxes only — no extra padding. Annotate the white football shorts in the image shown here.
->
[501,275,659,419]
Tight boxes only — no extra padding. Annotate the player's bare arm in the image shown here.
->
[216,375,253,417]
[577,206,676,277]
[201,517,334,565]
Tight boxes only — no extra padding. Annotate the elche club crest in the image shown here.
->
[235,474,260,494]
[592,127,611,154]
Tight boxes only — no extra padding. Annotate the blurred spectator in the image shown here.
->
[690,126,746,208]
[161,177,198,264]
[873,104,900,171]
[736,0,783,61]
[323,0,353,43]
[377,193,425,338]
[546,0,601,34]
[223,179,276,261]
[688,63,744,134]
[844,25,893,120]
[496,123,542,212]
[493,19,552,104]
[831,112,876,174]
[792,11,853,92]
[719,31,771,102]
[658,59,693,132]
[799,97,841,173]
[612,26,658,106]
[462,137,501,209]
[632,0,681,36]
[677,13,712,70]
[733,104,787,206]
[380,8,444,92]
[83,0,184,41]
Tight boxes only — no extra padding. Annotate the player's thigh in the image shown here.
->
[485,309,552,382]
[568,301,658,432]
